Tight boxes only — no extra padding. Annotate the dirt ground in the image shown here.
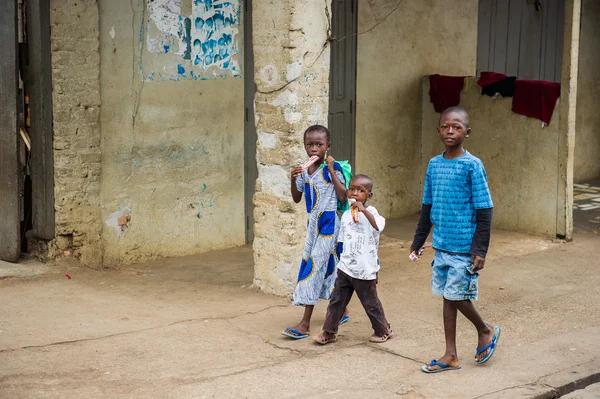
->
[0,216,599,399]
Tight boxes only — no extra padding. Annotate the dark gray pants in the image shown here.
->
[323,269,390,337]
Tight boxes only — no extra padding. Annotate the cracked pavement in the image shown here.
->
[1,217,599,398]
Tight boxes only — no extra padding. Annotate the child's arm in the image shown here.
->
[411,164,433,259]
[326,156,347,204]
[410,204,432,257]
[351,202,382,231]
[291,167,303,203]
[470,208,493,271]
[470,161,494,271]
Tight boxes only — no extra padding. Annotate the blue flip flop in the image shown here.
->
[281,328,309,339]
[476,325,501,364]
[339,315,350,325]
[421,360,462,373]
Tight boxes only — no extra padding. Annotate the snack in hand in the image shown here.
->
[409,247,426,262]
[349,198,359,222]
[301,155,319,170]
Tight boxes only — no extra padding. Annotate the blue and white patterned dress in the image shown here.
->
[292,164,345,306]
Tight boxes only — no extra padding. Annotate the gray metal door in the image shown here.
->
[328,0,357,167]
[0,0,21,262]
[477,0,565,82]
[244,0,257,243]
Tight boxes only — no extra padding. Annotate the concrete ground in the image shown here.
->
[1,216,599,399]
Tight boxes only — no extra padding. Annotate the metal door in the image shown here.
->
[328,0,357,167]
[477,0,565,82]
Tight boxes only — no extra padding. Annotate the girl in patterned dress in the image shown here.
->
[282,125,348,339]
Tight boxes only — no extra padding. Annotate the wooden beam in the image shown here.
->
[27,0,55,240]
[0,0,21,262]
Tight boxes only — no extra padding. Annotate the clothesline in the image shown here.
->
[429,72,561,125]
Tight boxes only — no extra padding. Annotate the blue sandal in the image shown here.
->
[339,314,350,325]
[281,328,309,339]
[421,360,462,373]
[476,325,501,364]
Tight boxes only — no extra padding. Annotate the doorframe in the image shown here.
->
[328,0,358,168]
[0,0,21,262]
[243,0,257,244]
[26,0,55,240]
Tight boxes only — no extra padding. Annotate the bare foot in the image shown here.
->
[475,323,495,362]
[286,321,310,336]
[424,354,460,371]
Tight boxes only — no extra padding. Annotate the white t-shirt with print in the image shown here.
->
[337,205,385,280]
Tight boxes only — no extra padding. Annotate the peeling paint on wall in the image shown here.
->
[105,207,133,237]
[141,0,241,81]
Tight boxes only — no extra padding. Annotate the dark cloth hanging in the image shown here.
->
[429,74,466,113]
[512,80,561,125]
[481,76,517,97]
[477,71,507,87]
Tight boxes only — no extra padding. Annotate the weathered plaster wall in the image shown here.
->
[50,0,103,267]
[574,0,600,182]
[356,0,478,218]
[98,0,245,265]
[252,0,332,296]
[421,79,561,236]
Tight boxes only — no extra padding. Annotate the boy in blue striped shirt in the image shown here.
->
[411,107,500,373]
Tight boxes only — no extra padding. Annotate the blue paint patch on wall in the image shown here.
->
[141,0,242,82]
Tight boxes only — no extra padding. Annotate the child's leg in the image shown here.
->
[322,270,354,336]
[354,278,390,338]
[453,300,495,361]
[425,298,461,371]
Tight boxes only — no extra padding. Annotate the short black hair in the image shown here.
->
[303,124,331,142]
[440,106,470,127]
[351,174,374,191]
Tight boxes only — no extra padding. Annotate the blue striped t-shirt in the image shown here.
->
[423,150,493,254]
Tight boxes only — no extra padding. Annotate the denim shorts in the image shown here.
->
[431,250,479,301]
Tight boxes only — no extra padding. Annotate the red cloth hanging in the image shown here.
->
[477,71,507,87]
[512,80,561,124]
[429,74,466,113]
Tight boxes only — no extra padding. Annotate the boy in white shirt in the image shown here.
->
[313,174,392,344]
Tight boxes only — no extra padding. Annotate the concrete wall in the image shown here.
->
[252,0,332,296]
[50,0,103,267]
[574,0,600,182]
[355,0,479,218]
[98,0,245,265]
[421,79,562,236]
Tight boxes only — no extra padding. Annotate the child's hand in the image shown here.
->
[409,250,421,262]
[291,166,303,180]
[471,255,486,272]
[326,155,336,171]
[350,199,366,213]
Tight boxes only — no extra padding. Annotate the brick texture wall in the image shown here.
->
[49,0,103,267]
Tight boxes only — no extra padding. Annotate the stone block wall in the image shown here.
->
[49,0,103,267]
[252,0,332,296]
